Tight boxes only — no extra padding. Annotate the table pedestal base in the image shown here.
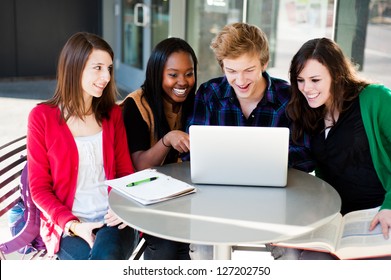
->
[213,245,231,260]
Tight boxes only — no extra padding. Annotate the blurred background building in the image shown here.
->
[0,0,391,258]
[0,0,390,257]
[1,0,390,93]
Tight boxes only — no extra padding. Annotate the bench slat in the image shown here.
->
[0,136,27,150]
[0,155,27,176]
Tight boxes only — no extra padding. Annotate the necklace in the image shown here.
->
[324,116,334,128]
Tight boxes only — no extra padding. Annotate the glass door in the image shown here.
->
[116,0,170,92]
[186,0,244,85]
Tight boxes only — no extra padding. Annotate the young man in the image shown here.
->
[185,22,315,260]
[186,22,314,172]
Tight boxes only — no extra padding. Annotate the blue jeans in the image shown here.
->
[57,225,138,260]
[143,234,190,260]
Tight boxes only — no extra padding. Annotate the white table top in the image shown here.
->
[109,162,341,246]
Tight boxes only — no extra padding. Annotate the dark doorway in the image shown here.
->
[0,0,102,79]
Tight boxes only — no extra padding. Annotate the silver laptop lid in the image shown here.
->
[189,125,289,187]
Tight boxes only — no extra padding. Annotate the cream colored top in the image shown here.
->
[72,131,108,222]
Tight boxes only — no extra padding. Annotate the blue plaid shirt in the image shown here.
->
[185,72,315,172]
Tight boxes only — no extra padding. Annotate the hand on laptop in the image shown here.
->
[164,130,190,153]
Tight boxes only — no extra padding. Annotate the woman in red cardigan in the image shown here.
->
[27,32,138,259]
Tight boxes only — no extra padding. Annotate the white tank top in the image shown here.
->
[72,131,108,222]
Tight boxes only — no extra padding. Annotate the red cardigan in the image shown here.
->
[27,104,134,255]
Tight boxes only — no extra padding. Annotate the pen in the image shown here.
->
[126,176,158,187]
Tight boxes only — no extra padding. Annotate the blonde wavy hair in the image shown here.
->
[210,22,269,69]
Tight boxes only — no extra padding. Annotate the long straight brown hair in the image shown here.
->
[45,32,118,124]
[287,38,368,143]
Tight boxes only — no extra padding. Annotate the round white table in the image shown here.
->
[109,162,341,259]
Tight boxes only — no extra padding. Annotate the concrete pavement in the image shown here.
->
[0,79,55,145]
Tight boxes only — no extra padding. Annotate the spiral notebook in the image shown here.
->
[189,125,289,187]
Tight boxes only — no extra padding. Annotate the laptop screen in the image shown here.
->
[189,125,289,187]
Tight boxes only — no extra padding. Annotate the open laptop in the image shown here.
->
[189,125,289,187]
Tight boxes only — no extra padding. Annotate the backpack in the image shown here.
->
[5,162,46,254]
